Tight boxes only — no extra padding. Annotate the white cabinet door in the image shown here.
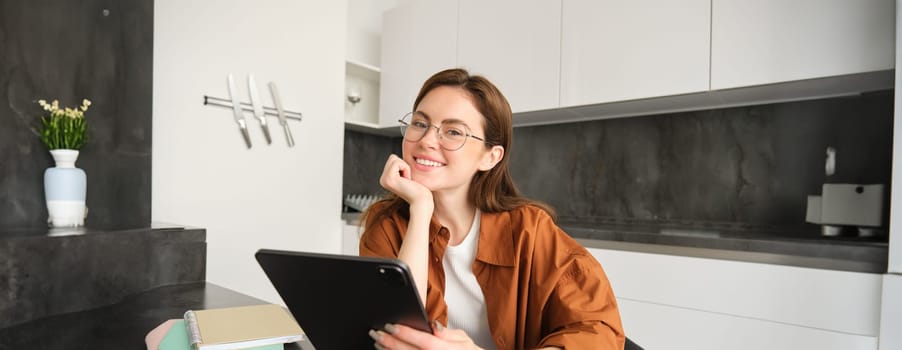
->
[711,0,895,90]
[457,0,561,113]
[560,0,710,107]
[879,274,902,350]
[379,0,459,127]
[619,298,878,350]
[587,247,883,340]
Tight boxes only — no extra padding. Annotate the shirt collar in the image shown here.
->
[474,210,515,267]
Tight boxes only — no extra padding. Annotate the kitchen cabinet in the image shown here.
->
[879,274,902,350]
[711,0,895,90]
[588,247,882,350]
[457,0,561,113]
[380,0,893,126]
[380,0,559,116]
[618,298,877,350]
[379,0,458,127]
[560,0,711,107]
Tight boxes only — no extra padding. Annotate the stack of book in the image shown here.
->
[158,304,304,350]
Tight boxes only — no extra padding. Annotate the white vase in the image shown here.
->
[44,149,87,227]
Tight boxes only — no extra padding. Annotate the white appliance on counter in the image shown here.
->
[879,3,902,349]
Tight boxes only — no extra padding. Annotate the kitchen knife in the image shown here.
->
[227,74,252,148]
[268,82,295,147]
[248,74,272,144]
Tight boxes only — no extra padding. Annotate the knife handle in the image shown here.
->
[237,120,252,149]
[283,125,295,147]
[240,126,252,149]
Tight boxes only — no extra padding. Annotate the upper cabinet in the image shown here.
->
[458,0,561,113]
[560,0,711,107]
[379,0,894,126]
[711,0,895,90]
[379,1,458,127]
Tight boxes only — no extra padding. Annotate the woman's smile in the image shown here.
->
[413,156,446,168]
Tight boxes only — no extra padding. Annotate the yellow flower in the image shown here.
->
[37,97,89,119]
[37,97,89,150]
[38,99,53,112]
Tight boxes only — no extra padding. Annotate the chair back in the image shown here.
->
[625,336,644,350]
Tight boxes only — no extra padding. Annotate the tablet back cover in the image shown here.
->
[255,249,433,349]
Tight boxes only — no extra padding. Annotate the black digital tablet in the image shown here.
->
[255,249,433,349]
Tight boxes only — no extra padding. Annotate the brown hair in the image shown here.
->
[363,68,555,230]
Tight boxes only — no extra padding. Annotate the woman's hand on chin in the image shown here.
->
[370,323,483,350]
[380,154,434,214]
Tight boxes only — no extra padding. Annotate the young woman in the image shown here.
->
[361,69,624,350]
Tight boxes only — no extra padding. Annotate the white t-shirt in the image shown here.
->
[442,210,497,350]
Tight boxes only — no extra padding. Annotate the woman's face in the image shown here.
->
[402,86,501,196]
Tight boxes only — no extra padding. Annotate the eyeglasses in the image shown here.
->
[398,112,486,151]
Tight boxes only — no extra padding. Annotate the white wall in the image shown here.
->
[153,0,347,303]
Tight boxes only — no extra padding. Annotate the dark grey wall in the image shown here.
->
[344,91,893,232]
[510,91,893,231]
[0,0,153,231]
[342,130,401,202]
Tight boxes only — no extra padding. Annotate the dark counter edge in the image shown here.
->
[0,221,203,240]
[577,238,884,274]
[0,282,314,350]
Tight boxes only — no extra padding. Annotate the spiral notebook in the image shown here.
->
[182,304,303,350]
[157,320,283,350]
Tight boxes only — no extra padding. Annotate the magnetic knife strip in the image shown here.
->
[203,74,303,148]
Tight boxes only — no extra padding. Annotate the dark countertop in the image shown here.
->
[345,212,887,273]
[561,219,888,273]
[0,282,314,350]
[0,223,208,329]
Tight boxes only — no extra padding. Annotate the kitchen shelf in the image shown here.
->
[345,59,393,136]
[345,59,380,81]
[344,119,398,137]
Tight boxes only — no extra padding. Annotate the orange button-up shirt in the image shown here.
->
[360,203,625,350]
